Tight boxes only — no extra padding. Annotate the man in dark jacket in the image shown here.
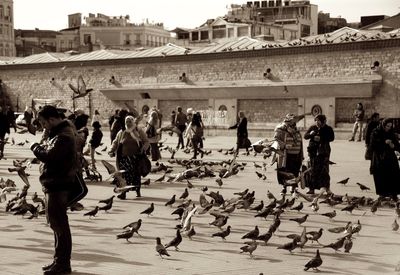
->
[0,106,10,159]
[30,105,79,275]
[175,106,187,149]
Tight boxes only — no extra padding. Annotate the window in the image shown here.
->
[83,34,92,44]
[0,6,3,19]
[201,31,209,40]
[68,40,73,49]
[7,6,11,21]
[228,28,234,37]
[191,32,199,41]
[0,24,2,34]
[237,26,249,37]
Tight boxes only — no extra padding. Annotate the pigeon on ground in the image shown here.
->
[186,226,196,240]
[337,177,350,185]
[320,210,336,219]
[122,219,142,236]
[291,202,303,212]
[304,249,323,271]
[165,195,176,207]
[83,206,99,218]
[240,241,258,258]
[341,203,357,214]
[171,207,184,220]
[289,214,309,225]
[165,229,182,251]
[179,188,189,200]
[356,182,370,191]
[392,219,399,231]
[241,226,259,240]
[212,225,231,240]
[323,237,345,251]
[257,229,273,245]
[306,228,323,243]
[141,203,154,216]
[99,195,115,205]
[277,239,298,253]
[99,200,113,212]
[209,215,229,230]
[155,237,170,258]
[116,227,136,242]
[344,236,353,252]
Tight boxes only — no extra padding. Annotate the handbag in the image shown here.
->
[136,154,152,177]
[67,172,88,207]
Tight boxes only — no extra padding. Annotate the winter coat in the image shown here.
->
[31,120,79,193]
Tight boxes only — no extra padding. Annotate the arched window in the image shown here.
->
[7,6,11,21]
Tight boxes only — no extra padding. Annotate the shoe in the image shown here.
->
[357,139,361,142]
[43,264,71,275]
[42,262,55,271]
[117,192,126,200]
[200,151,204,158]
[136,190,141,198]
[306,189,315,195]
[348,138,354,142]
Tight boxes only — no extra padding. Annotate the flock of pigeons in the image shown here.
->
[1,136,400,273]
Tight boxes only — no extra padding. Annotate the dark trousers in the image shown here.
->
[177,125,186,148]
[150,143,161,161]
[46,191,71,266]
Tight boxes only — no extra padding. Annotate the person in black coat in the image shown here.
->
[229,111,250,156]
[369,118,400,201]
[304,114,335,195]
[89,121,103,170]
[364,112,380,160]
[0,106,10,159]
[30,105,79,274]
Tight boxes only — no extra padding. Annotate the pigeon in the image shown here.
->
[171,207,185,220]
[209,215,229,230]
[234,188,249,197]
[356,182,370,191]
[101,160,126,187]
[337,177,350,185]
[140,203,154,216]
[341,203,357,214]
[291,202,303,212]
[186,226,196,240]
[8,166,30,187]
[99,195,115,205]
[328,222,352,234]
[141,178,151,186]
[277,239,298,253]
[186,180,194,189]
[350,220,362,234]
[257,229,273,245]
[155,237,170,258]
[241,226,259,240]
[240,241,258,258]
[122,219,142,236]
[289,214,309,225]
[165,194,176,207]
[165,229,182,251]
[323,237,345,251]
[116,227,136,242]
[216,178,223,188]
[68,75,93,99]
[306,228,323,243]
[267,190,276,200]
[320,210,336,219]
[212,225,231,240]
[344,236,353,253]
[304,249,323,271]
[99,200,113,212]
[250,200,264,212]
[83,206,99,218]
[179,188,189,200]
[392,219,399,231]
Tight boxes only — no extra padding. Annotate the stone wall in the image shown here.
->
[0,39,399,126]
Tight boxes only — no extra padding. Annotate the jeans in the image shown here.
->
[351,121,364,141]
[46,191,71,266]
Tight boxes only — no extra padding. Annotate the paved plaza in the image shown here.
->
[0,131,399,275]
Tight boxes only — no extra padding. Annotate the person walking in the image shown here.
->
[364,112,380,160]
[189,112,205,159]
[88,121,103,170]
[175,106,187,150]
[349,103,365,142]
[91,109,101,124]
[146,111,161,161]
[273,113,305,195]
[304,114,335,195]
[369,118,400,201]
[109,115,149,199]
[0,106,10,159]
[229,111,250,156]
[30,105,79,274]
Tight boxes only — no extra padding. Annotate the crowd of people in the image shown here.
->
[0,102,397,274]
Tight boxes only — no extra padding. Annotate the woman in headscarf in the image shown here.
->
[189,112,205,159]
[229,111,250,156]
[273,113,304,195]
[369,118,400,201]
[304,114,335,195]
[109,115,149,199]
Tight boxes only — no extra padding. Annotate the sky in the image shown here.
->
[13,0,400,31]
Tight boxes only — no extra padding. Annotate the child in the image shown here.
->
[89,121,103,170]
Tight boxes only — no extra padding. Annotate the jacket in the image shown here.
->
[31,120,79,193]
[89,128,103,148]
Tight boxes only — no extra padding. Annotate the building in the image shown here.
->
[0,27,399,137]
[15,29,59,57]
[0,0,15,57]
[56,13,171,53]
[361,13,400,32]
[318,12,347,34]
